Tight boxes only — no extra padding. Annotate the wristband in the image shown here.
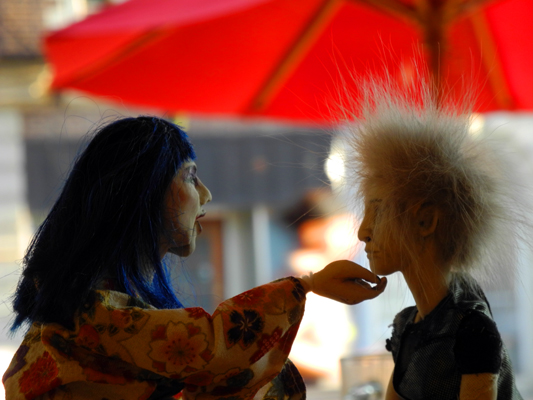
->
[301,272,315,292]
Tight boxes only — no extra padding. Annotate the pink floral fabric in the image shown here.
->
[3,277,307,400]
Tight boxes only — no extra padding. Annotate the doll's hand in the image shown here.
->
[302,260,387,305]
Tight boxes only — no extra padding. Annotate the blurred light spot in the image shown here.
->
[289,249,328,274]
[469,113,485,136]
[325,215,356,255]
[326,152,345,184]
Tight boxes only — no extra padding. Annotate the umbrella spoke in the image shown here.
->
[469,11,514,108]
[250,0,343,112]
[348,0,420,23]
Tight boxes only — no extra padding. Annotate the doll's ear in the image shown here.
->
[413,203,439,237]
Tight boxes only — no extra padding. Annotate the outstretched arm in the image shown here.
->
[20,262,384,400]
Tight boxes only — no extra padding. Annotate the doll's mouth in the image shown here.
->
[196,213,206,220]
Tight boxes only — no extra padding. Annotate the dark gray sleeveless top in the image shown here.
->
[386,275,522,400]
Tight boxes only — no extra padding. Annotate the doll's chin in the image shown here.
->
[169,242,195,257]
[369,262,395,276]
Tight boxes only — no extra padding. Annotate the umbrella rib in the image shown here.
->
[346,0,420,23]
[469,10,514,109]
[453,0,499,20]
[249,0,343,112]
[58,29,171,88]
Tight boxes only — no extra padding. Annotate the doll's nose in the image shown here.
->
[357,219,372,243]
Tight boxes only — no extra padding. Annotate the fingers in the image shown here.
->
[325,260,381,284]
[374,276,387,292]
[341,276,387,302]
[350,278,373,290]
[309,260,387,305]
[360,276,387,300]
[350,276,387,291]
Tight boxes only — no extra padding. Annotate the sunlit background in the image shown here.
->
[1,1,532,400]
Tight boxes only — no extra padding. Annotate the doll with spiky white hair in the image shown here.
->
[345,78,525,399]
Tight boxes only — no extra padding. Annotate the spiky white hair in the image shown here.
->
[343,77,525,283]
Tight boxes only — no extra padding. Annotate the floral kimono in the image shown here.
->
[3,277,307,400]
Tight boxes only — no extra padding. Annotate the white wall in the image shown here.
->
[0,109,32,400]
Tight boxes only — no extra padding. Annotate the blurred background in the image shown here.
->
[0,0,532,399]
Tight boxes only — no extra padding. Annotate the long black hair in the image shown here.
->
[11,116,195,331]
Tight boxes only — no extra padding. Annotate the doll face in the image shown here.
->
[357,186,409,276]
[161,161,212,257]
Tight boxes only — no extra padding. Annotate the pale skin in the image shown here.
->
[160,161,388,305]
[358,186,497,400]
[160,160,212,258]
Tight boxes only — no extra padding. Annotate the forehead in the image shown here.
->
[362,181,385,202]
[181,160,196,168]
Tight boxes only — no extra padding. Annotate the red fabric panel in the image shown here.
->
[54,0,326,115]
[47,0,273,35]
[484,0,533,109]
[446,15,500,111]
[257,1,423,121]
[44,0,532,122]
[45,33,142,87]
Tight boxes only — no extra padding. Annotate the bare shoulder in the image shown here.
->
[460,373,498,400]
[385,371,402,400]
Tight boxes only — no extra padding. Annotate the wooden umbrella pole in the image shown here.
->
[470,9,514,109]
[419,0,447,106]
[357,0,448,106]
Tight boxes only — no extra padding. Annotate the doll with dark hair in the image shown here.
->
[345,79,525,399]
[3,116,386,400]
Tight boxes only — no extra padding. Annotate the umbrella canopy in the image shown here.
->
[45,0,532,123]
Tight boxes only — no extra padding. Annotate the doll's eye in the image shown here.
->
[369,199,382,215]
[186,166,199,185]
[188,173,198,185]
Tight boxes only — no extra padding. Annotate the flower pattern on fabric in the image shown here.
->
[289,277,306,303]
[83,366,129,385]
[2,344,29,382]
[211,369,255,397]
[4,278,307,400]
[105,307,150,338]
[183,370,215,387]
[110,309,133,328]
[227,310,265,349]
[149,321,210,374]
[75,324,100,349]
[212,367,242,385]
[250,327,283,364]
[232,287,265,307]
[18,352,61,400]
[279,323,300,355]
[263,287,289,315]
[186,307,211,320]
[265,359,306,400]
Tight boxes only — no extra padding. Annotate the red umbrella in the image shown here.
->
[44,0,532,123]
